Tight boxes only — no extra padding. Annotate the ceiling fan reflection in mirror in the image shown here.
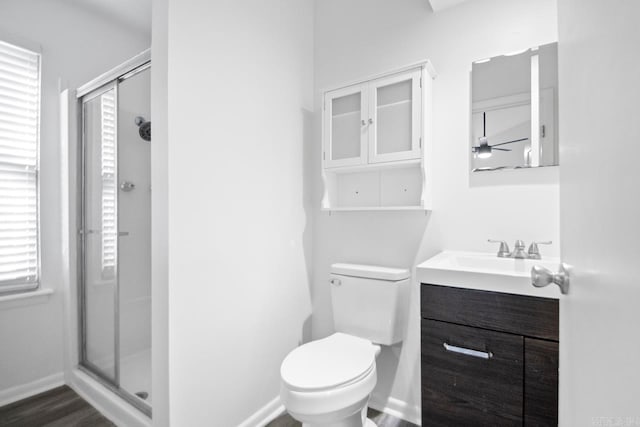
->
[472,112,528,159]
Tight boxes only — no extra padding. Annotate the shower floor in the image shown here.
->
[120,349,152,404]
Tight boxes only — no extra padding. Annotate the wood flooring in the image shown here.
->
[1,385,417,427]
[0,385,115,427]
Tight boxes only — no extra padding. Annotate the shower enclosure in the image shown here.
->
[76,53,151,416]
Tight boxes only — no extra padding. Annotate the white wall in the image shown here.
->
[150,0,169,423]
[0,0,149,397]
[164,0,314,425]
[313,0,560,418]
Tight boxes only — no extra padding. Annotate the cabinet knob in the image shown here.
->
[361,119,366,126]
[368,118,373,124]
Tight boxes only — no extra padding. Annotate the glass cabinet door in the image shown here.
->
[323,84,368,168]
[368,70,422,163]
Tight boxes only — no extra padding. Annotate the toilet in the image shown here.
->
[280,263,411,427]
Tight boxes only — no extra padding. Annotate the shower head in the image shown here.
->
[135,116,151,142]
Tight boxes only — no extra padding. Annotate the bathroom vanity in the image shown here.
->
[417,252,560,426]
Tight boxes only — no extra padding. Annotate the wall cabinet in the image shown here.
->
[324,69,422,168]
[421,284,559,426]
[321,63,435,211]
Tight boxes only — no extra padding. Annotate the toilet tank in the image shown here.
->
[330,263,411,346]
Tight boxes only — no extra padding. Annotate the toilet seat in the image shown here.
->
[281,333,378,392]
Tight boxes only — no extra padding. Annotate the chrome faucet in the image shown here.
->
[527,241,552,259]
[511,240,527,259]
[487,240,510,257]
[489,239,552,259]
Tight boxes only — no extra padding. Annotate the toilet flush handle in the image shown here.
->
[330,278,341,286]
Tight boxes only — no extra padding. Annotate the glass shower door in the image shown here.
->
[116,67,152,403]
[81,84,119,383]
[78,63,151,416]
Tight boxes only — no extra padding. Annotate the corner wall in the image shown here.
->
[164,0,314,425]
[151,0,169,424]
[313,0,560,419]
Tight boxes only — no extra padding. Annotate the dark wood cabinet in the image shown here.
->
[524,338,559,426]
[422,319,524,426]
[421,284,559,426]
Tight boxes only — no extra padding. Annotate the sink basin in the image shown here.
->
[416,251,561,298]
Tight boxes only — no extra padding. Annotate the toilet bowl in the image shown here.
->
[280,333,381,427]
[279,263,411,427]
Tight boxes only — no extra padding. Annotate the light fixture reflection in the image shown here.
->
[472,113,527,159]
[477,140,492,159]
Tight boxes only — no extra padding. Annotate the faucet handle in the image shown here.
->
[527,241,552,259]
[488,239,510,258]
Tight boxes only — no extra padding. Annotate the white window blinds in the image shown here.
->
[0,40,40,293]
[100,91,116,278]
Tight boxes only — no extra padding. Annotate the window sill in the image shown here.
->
[0,288,54,309]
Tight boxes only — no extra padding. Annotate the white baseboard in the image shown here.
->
[369,394,421,426]
[236,394,420,427]
[0,372,65,407]
[237,395,284,427]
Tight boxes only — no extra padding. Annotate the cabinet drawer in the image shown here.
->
[421,284,559,341]
[421,319,523,426]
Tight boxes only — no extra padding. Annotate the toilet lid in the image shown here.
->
[281,333,377,391]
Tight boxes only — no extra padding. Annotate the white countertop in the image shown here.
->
[416,251,562,299]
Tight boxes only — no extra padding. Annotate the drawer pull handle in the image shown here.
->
[443,343,493,360]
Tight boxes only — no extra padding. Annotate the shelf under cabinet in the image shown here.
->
[322,160,429,211]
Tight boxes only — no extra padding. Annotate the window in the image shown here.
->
[0,40,41,293]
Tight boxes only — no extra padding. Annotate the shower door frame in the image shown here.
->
[77,50,151,417]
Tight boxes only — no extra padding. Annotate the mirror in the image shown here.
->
[470,42,558,171]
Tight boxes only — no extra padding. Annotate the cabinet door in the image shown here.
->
[524,338,559,426]
[422,319,524,427]
[323,84,368,168]
[368,69,422,163]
